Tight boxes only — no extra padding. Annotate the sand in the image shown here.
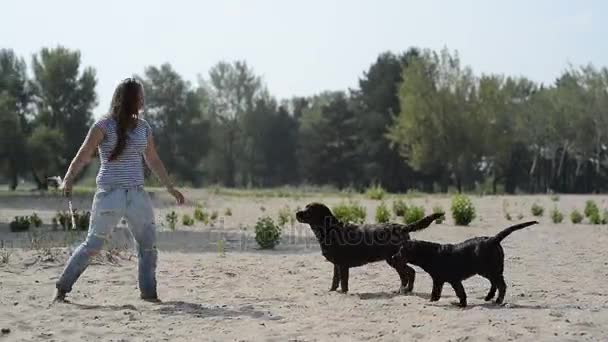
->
[1,191,608,341]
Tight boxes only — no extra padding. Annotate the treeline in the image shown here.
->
[1,46,607,193]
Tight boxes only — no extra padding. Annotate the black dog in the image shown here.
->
[391,221,538,307]
[295,202,444,294]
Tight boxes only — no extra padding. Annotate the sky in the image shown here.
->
[2,0,607,117]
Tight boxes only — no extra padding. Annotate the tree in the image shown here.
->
[352,49,420,191]
[27,126,65,188]
[204,61,265,186]
[0,49,30,189]
[30,46,97,188]
[388,48,483,193]
[139,63,210,186]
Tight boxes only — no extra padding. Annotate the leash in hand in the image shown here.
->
[48,176,77,230]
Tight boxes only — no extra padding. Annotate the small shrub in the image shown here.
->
[584,200,599,218]
[74,210,90,231]
[392,199,408,217]
[517,213,524,220]
[404,206,425,224]
[182,214,195,226]
[194,207,207,222]
[375,202,391,223]
[166,211,178,230]
[210,211,219,222]
[224,208,233,216]
[505,212,512,221]
[30,213,43,228]
[589,211,602,225]
[277,207,292,227]
[531,203,544,217]
[551,207,564,224]
[432,206,444,224]
[0,249,11,264]
[602,210,608,225]
[332,201,366,224]
[10,216,31,232]
[254,216,281,249]
[570,210,583,224]
[451,195,476,226]
[550,194,560,202]
[366,184,386,200]
[51,217,59,231]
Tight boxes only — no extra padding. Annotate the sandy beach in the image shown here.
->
[1,192,608,341]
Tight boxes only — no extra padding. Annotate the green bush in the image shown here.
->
[224,208,233,216]
[10,216,31,232]
[54,210,89,230]
[30,213,43,228]
[332,201,366,224]
[570,210,583,224]
[366,184,386,200]
[551,207,563,224]
[166,211,178,230]
[505,212,512,221]
[277,206,292,227]
[182,214,195,226]
[602,210,608,225]
[375,202,391,223]
[584,200,599,218]
[451,195,476,226]
[531,203,544,217]
[74,210,90,231]
[589,211,602,225]
[550,194,560,202]
[432,206,444,224]
[404,206,425,224]
[392,199,408,217]
[254,216,281,249]
[194,207,208,222]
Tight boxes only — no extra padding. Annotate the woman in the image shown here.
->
[54,78,185,302]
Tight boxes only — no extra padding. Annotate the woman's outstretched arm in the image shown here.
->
[143,134,185,204]
[62,127,104,196]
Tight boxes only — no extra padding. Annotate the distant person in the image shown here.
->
[53,78,185,303]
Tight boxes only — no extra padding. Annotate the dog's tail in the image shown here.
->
[492,221,538,243]
[403,213,445,233]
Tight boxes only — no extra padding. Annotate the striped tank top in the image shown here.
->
[93,116,152,188]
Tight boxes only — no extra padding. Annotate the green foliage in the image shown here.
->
[254,216,281,249]
[392,199,408,217]
[30,213,42,228]
[451,195,476,226]
[375,202,391,223]
[589,211,602,225]
[53,210,89,230]
[224,208,233,216]
[550,195,560,202]
[570,210,583,224]
[10,216,31,232]
[584,200,599,218]
[277,207,292,227]
[505,212,512,221]
[165,211,178,231]
[210,211,219,222]
[404,206,425,224]
[366,184,386,200]
[432,206,444,224]
[531,203,544,217]
[182,214,195,226]
[332,201,367,224]
[602,210,608,225]
[551,207,564,224]
[194,207,208,222]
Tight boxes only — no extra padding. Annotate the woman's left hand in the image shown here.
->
[168,187,185,205]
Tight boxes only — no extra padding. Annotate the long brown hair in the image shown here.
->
[108,78,143,161]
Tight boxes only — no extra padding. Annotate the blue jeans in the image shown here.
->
[56,186,158,298]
